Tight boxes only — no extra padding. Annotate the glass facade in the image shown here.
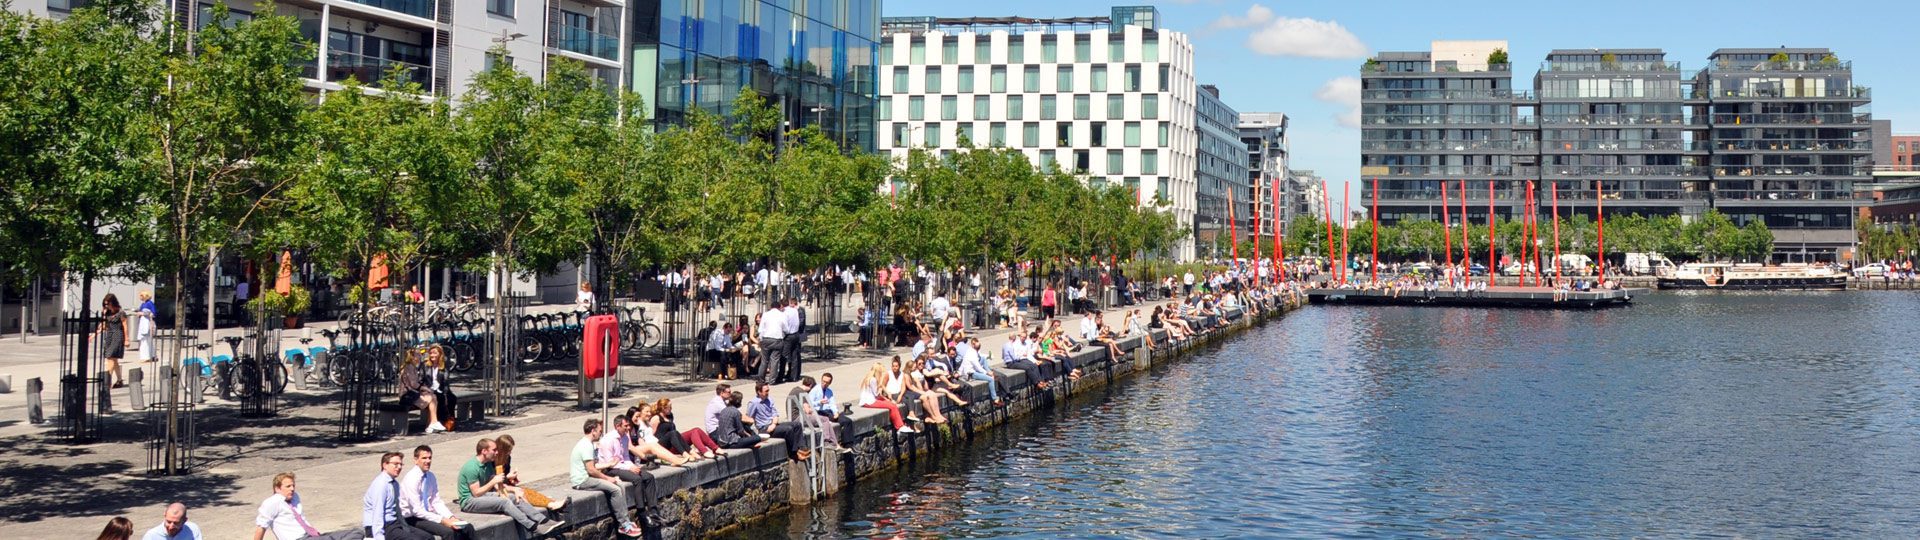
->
[635,0,882,151]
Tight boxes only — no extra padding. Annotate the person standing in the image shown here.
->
[1039,283,1057,320]
[252,473,365,540]
[783,299,806,384]
[142,503,201,540]
[96,294,129,388]
[757,305,786,385]
[362,453,433,540]
[134,291,156,368]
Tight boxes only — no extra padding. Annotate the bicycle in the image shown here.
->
[283,336,332,388]
[219,334,287,400]
[618,305,662,351]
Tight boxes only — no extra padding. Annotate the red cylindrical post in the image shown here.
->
[1442,181,1454,287]
[1369,178,1379,284]
[1552,182,1562,283]
[1487,180,1496,287]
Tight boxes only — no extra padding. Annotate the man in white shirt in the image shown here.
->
[930,293,950,322]
[1079,311,1100,342]
[397,446,468,539]
[780,299,802,383]
[253,473,362,539]
[955,338,1002,405]
[1182,272,1196,297]
[758,306,786,384]
[144,502,203,540]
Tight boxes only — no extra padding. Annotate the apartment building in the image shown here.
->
[1194,84,1250,255]
[1238,111,1291,232]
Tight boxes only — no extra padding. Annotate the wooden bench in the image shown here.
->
[374,388,489,437]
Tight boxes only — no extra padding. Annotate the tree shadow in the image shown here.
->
[0,459,243,523]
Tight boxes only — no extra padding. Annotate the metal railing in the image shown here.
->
[1695,140,1873,152]
[1541,165,1705,177]
[1541,60,1682,72]
[1362,89,1528,101]
[551,26,620,61]
[313,51,431,87]
[1712,166,1867,177]
[1538,114,1686,126]
[1690,113,1871,126]
[1691,86,1871,100]
[1539,140,1685,152]
[341,0,436,19]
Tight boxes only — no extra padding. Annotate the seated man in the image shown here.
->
[571,420,644,537]
[1001,333,1047,391]
[456,439,560,537]
[747,382,810,461]
[802,375,855,449]
[954,337,1004,405]
[598,416,654,485]
[710,391,765,449]
[145,502,202,540]
[397,446,470,539]
[253,473,362,540]
[363,453,433,540]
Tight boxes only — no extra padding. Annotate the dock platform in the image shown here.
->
[1305,285,1642,309]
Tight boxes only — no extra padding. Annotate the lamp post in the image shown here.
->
[680,77,703,116]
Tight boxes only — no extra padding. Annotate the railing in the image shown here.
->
[551,26,620,61]
[1539,114,1686,126]
[1691,113,1870,126]
[1712,166,1867,177]
[1691,86,1871,100]
[1365,165,1524,177]
[1539,140,1685,152]
[1541,165,1705,177]
[1361,89,1527,101]
[1363,115,1515,126]
[316,51,431,87]
[1362,62,1512,74]
[1707,60,1851,73]
[1541,60,1682,72]
[1714,190,1854,201]
[341,0,436,19]
[1370,188,1708,202]
[1362,140,1513,152]
[1695,140,1873,152]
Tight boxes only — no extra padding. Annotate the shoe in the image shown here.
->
[424,423,446,434]
[795,449,812,461]
[534,519,565,536]
[546,499,569,512]
[112,382,127,389]
[898,426,917,434]
[617,523,642,536]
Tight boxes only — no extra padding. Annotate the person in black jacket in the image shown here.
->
[709,391,763,449]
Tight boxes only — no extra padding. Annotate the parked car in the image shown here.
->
[1469,263,1488,276]
[1852,263,1889,278]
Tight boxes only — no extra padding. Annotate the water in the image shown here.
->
[731,292,1920,539]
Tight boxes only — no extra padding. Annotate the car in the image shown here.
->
[1469,263,1488,276]
[1852,263,1889,278]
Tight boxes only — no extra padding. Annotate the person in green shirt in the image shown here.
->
[457,438,560,536]
[573,419,643,537]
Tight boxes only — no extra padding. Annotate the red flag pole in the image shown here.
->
[1442,181,1454,287]
[1341,188,1351,285]
[1597,180,1607,284]
[1228,189,1240,267]
[1487,180,1496,288]
[1273,175,1284,283]
[1528,181,1539,287]
[1322,179,1334,284]
[1552,182,1562,284]
[1459,179,1470,286]
[1520,181,1531,287]
[1252,183,1262,281]
[1369,178,1380,284]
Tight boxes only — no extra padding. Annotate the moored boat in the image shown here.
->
[1656,262,1845,290]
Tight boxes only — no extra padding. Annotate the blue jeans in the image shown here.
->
[968,370,1000,401]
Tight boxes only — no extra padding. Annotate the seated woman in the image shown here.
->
[397,348,448,434]
[913,353,969,408]
[736,315,761,377]
[859,362,915,434]
[901,357,950,425]
[1125,309,1159,350]
[628,404,691,466]
[492,435,566,511]
[1093,323,1123,360]
[652,398,719,459]
[893,304,919,346]
[1036,330,1082,382]
[1158,305,1195,341]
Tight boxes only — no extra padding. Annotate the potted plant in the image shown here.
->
[248,286,313,329]
[1362,58,1380,72]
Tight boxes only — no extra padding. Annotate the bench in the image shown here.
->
[374,388,490,437]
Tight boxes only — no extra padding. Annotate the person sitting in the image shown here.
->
[1124,310,1158,350]
[899,356,950,425]
[1093,323,1123,360]
[144,502,202,540]
[363,453,433,540]
[1002,333,1047,391]
[568,420,644,537]
[397,446,469,539]
[913,355,970,410]
[650,398,719,460]
[955,337,1004,405]
[746,382,811,461]
[710,390,765,449]
[256,473,365,539]
[397,349,448,434]
[883,356,935,425]
[489,435,566,513]
[1037,330,1082,381]
[858,362,915,433]
[455,440,560,537]
[622,408,693,466]
[802,375,853,450]
[731,316,759,378]
[705,321,735,380]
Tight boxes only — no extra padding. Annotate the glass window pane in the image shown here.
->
[958,67,974,92]
[942,96,958,120]
[1142,150,1158,174]
[1074,95,1090,120]
[1057,67,1073,92]
[893,67,907,93]
[1040,95,1057,120]
[910,40,925,64]
[958,123,975,145]
[1056,123,1071,145]
[942,40,958,63]
[1107,95,1124,119]
[1074,35,1091,63]
[1125,65,1141,91]
[1009,39,1025,63]
[975,40,990,63]
[1142,37,1158,63]
[991,67,1007,92]
[1042,39,1058,63]
[1109,37,1124,62]
[1108,150,1124,175]
[1091,66,1107,92]
[926,124,941,147]
[974,96,989,120]
[1142,94,1158,119]
[990,122,1006,146]
[1124,122,1141,147]
[1023,122,1039,146]
[878,96,891,121]
[1158,65,1169,92]
[1158,122,1169,146]
[909,97,924,120]
[893,122,908,146]
[1024,66,1040,92]
[926,69,942,93]
[1007,95,1023,120]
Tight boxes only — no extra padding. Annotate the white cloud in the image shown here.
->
[1206,4,1274,31]
[1314,76,1362,129]
[1244,17,1368,59]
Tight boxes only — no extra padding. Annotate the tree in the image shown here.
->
[1486,48,1509,67]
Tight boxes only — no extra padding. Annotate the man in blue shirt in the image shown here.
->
[746,382,809,461]
[142,503,201,540]
[802,375,851,449]
[362,452,433,540]
[955,338,1003,405]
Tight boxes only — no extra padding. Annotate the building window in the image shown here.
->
[1159,178,1170,201]
[1109,37,1125,62]
[990,122,1007,146]
[974,96,990,121]
[1042,38,1058,63]
[1074,34,1091,63]
[958,66,974,92]
[1074,95,1091,120]
[1142,150,1158,174]
[1007,96,1024,120]
[1039,152,1057,171]
[958,124,975,145]
[942,96,958,120]
[1057,123,1072,146]
[1024,66,1041,92]
[1142,95,1158,120]
[1057,66,1074,92]
[925,69,943,93]
[908,97,925,121]
[942,39,959,64]
[975,39,990,63]
[893,123,909,147]
[878,96,891,121]
[926,124,942,147]
[893,67,908,93]
[1125,65,1141,91]
[909,40,926,64]
[1040,96,1057,120]
[1108,150,1124,175]
[1074,150,1091,173]
[1091,66,1108,92]
[484,52,514,71]
[1158,65,1170,92]
[1023,123,1040,147]
[1091,122,1106,145]
[1158,122,1169,146]
[1107,95,1124,119]
[991,67,1007,92]
[1125,122,1141,147]
[1142,36,1159,63]
[1009,38,1025,63]
[487,0,514,16]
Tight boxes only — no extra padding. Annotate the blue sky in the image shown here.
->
[883,0,1913,202]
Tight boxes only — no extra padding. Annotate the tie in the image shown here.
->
[290,500,323,538]
[387,479,403,526]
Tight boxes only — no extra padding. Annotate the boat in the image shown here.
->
[1655,262,1845,290]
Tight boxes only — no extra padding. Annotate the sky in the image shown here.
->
[882,0,1915,203]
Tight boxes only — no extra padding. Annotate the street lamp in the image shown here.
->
[491,31,526,44]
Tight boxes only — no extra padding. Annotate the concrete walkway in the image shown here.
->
[0,295,1185,537]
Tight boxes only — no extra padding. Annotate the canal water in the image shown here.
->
[730,292,1920,538]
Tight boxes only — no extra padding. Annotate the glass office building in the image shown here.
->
[632,0,882,151]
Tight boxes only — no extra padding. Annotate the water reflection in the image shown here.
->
[730,293,1920,538]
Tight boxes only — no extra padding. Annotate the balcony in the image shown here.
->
[1363,114,1516,126]
[1542,165,1704,177]
[1690,113,1870,126]
[1714,190,1853,202]
[1712,165,1865,177]
[1541,60,1682,72]
[1697,140,1872,152]
[1364,165,1524,177]
[1362,140,1513,152]
[1539,114,1686,126]
[308,50,431,88]
[339,0,435,19]
[1362,62,1511,75]
[1690,86,1872,100]
[1361,89,1525,101]
[1706,59,1851,73]
[1539,140,1685,152]
[550,25,619,62]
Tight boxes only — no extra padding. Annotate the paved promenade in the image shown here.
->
[0,294,1185,538]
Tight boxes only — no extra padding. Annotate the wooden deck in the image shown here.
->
[1305,285,1642,309]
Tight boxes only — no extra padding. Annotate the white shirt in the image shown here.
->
[398,466,454,522]
[575,289,595,309]
[930,296,950,320]
[955,342,984,376]
[1079,316,1098,341]
[704,394,727,433]
[1184,273,1195,285]
[782,306,800,334]
[256,493,317,540]
[758,308,786,340]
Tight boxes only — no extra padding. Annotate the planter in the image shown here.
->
[283,315,302,330]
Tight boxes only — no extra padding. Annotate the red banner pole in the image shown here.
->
[1552,182,1561,284]
[1369,178,1379,284]
[1597,180,1607,284]
[1341,189,1351,285]
[1273,175,1284,283]
[1322,179,1334,284]
[1442,181,1454,287]
[1460,179,1469,286]
[1487,180,1496,288]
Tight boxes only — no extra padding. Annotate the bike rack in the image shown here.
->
[56,315,104,444]
[146,332,199,475]
[237,314,281,418]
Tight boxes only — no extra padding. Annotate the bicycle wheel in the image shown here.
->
[233,360,260,399]
[450,341,478,372]
[620,322,642,352]
[268,362,289,395]
[520,335,545,364]
[327,353,352,386]
[641,323,662,349]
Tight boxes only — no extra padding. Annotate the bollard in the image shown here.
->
[96,371,113,415]
[128,368,146,410]
[185,369,204,405]
[290,360,309,391]
[157,366,176,406]
[26,377,43,424]
[0,373,10,394]
[1134,344,1151,371]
